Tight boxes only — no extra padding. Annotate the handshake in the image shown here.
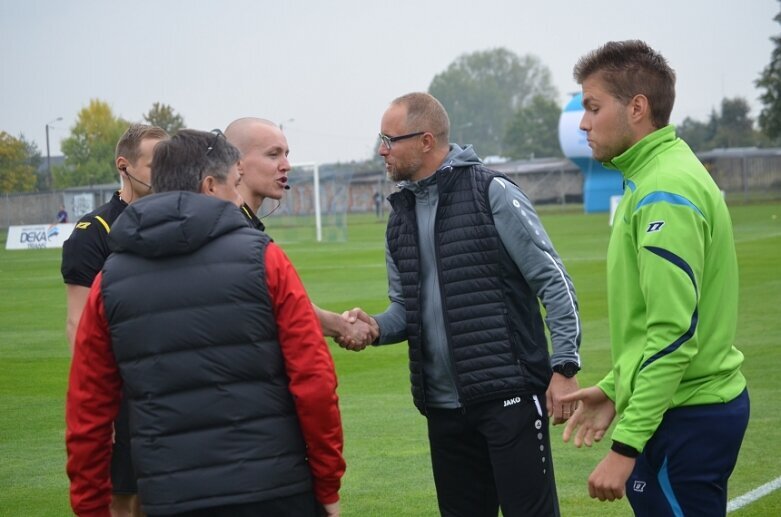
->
[333,308,379,351]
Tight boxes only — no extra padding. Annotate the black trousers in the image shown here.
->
[146,492,319,517]
[111,395,137,493]
[426,394,560,517]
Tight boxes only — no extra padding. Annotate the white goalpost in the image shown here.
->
[293,162,322,242]
[258,162,351,243]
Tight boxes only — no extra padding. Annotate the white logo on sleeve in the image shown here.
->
[646,221,665,233]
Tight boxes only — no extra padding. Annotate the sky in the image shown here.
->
[1,0,778,165]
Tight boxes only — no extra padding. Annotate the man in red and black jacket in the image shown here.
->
[61,123,168,517]
[66,129,345,517]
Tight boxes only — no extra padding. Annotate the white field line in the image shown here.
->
[727,475,781,513]
[734,230,781,244]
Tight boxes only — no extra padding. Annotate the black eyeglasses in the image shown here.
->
[206,128,225,155]
[378,131,425,150]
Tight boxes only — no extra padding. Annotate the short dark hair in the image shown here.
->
[115,124,169,164]
[151,129,240,193]
[573,40,676,128]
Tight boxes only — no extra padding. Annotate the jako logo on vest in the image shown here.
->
[503,397,521,407]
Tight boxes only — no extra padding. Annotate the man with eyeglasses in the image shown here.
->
[224,117,377,349]
[342,92,581,516]
[66,129,345,517]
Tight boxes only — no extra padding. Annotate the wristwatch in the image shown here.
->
[552,361,580,378]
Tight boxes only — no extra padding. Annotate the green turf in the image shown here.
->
[1,202,779,516]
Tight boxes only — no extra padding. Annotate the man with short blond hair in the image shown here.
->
[63,124,169,348]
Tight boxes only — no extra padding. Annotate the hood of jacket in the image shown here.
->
[397,143,483,191]
[109,191,250,258]
[440,143,482,170]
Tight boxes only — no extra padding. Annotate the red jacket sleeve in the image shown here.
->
[264,243,346,504]
[65,272,122,517]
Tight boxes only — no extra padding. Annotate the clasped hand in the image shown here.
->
[334,308,379,351]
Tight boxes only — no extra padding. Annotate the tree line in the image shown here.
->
[0,102,185,193]
[3,2,781,194]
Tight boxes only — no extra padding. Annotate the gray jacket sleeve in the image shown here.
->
[372,241,408,345]
[489,177,582,366]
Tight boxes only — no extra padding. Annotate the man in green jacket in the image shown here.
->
[561,40,749,516]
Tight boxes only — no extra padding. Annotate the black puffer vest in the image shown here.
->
[387,165,551,412]
[101,193,311,514]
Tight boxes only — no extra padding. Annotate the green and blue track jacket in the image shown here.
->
[598,125,746,452]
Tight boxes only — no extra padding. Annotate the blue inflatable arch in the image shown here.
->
[558,93,623,213]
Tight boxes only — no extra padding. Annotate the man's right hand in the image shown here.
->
[336,308,379,351]
[321,500,340,516]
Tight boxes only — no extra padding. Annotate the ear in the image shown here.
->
[116,156,129,174]
[420,132,436,153]
[200,175,216,196]
[629,94,651,123]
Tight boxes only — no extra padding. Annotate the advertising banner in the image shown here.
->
[6,223,75,250]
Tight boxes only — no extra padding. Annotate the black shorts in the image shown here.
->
[111,396,137,494]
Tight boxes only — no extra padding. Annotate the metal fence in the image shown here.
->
[1,185,116,229]
[699,148,781,202]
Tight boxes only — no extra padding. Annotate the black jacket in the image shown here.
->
[101,192,311,514]
[387,165,551,412]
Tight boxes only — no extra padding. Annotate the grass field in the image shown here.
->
[1,201,779,516]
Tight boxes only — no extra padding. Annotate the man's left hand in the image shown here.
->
[546,373,579,425]
[588,451,636,502]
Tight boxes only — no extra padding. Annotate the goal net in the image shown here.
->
[257,162,351,243]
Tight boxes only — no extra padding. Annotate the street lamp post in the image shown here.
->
[46,117,63,189]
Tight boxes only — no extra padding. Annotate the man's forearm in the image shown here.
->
[313,304,347,338]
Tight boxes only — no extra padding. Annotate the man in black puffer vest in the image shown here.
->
[341,93,582,517]
[66,129,345,517]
